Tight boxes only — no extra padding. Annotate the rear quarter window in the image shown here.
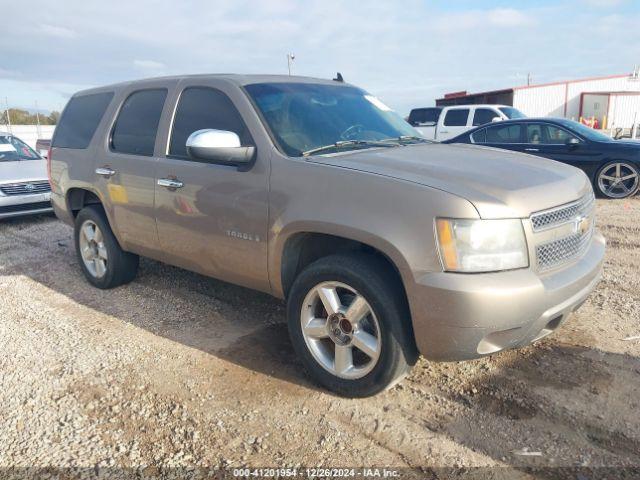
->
[471,129,487,143]
[52,92,114,149]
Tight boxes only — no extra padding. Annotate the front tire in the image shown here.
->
[287,253,417,397]
[595,161,639,199]
[74,205,139,289]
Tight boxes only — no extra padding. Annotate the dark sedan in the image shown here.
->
[443,118,640,199]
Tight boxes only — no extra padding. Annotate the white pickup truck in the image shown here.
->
[408,104,526,141]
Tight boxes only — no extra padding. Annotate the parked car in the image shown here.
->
[36,138,52,159]
[0,132,53,219]
[443,117,640,199]
[49,75,604,397]
[407,104,525,141]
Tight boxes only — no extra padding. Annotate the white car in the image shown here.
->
[0,132,53,219]
[408,104,526,141]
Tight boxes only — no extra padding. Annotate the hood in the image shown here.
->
[308,143,592,218]
[0,160,48,185]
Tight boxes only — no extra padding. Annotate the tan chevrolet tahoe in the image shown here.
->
[49,74,605,397]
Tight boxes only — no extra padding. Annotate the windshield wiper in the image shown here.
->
[382,135,433,144]
[302,140,400,157]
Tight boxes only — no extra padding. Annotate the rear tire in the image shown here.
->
[287,253,417,397]
[74,205,139,289]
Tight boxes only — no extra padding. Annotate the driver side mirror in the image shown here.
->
[566,137,580,148]
[491,117,502,123]
[186,129,255,165]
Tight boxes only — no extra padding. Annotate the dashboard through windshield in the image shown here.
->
[0,136,41,162]
[245,82,419,157]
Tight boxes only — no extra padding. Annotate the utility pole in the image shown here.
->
[287,53,295,76]
[4,97,11,134]
[527,73,532,86]
[35,100,42,139]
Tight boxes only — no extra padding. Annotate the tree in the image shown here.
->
[1,108,59,125]
[48,111,60,124]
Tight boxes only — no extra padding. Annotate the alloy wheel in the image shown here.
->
[78,220,108,278]
[300,281,381,379]
[597,162,639,199]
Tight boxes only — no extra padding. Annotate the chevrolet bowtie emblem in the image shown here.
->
[574,215,591,235]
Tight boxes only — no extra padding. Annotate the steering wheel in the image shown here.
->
[340,124,365,140]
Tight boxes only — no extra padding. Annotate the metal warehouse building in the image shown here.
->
[436,69,640,131]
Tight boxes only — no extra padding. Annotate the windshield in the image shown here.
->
[556,119,613,142]
[0,135,41,162]
[245,83,420,156]
[498,107,526,119]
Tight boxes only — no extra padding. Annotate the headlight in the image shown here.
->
[436,218,528,272]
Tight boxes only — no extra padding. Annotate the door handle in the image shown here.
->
[157,178,184,189]
[95,167,116,177]
[525,148,540,152]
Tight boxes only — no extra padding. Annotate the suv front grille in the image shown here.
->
[536,230,594,270]
[0,181,51,196]
[531,193,595,271]
[531,193,594,232]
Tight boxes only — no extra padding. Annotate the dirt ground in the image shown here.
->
[0,197,639,479]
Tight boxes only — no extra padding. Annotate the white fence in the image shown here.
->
[0,124,56,149]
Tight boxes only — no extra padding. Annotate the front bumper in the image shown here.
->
[410,231,605,361]
[0,192,52,219]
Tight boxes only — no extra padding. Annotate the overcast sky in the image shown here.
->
[2,0,639,115]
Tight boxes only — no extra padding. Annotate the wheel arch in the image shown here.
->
[66,187,104,218]
[273,224,414,303]
[65,186,126,248]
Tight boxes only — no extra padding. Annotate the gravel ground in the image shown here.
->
[0,198,639,479]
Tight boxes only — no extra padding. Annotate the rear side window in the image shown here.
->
[485,124,523,144]
[443,109,469,127]
[111,89,167,156]
[169,87,252,158]
[526,124,543,143]
[52,92,113,149]
[472,108,499,126]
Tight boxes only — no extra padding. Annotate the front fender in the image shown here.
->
[269,221,415,299]
[266,154,479,299]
